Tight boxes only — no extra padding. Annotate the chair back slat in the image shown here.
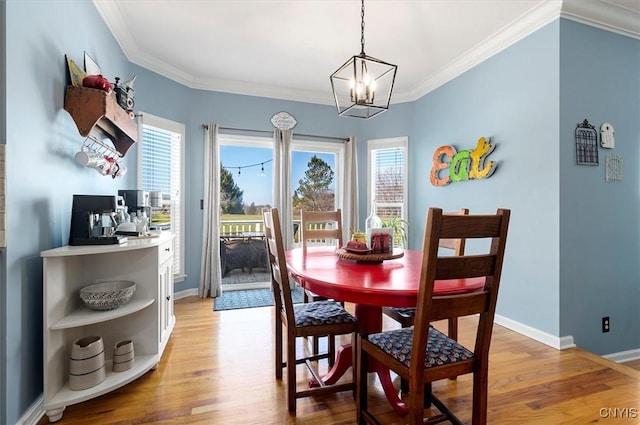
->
[438,214,505,240]
[435,255,496,280]
[438,208,469,254]
[430,292,490,321]
[301,209,343,248]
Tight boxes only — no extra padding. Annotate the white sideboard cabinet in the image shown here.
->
[41,233,175,422]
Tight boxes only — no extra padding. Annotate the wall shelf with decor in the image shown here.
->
[64,86,137,157]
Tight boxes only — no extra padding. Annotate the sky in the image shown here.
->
[220,146,335,206]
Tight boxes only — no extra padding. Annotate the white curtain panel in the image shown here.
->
[199,124,222,298]
[273,129,293,250]
[343,136,358,241]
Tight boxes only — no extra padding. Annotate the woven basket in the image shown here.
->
[79,280,136,311]
[337,248,404,263]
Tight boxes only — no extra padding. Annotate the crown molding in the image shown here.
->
[561,0,640,40]
[405,0,563,102]
[93,0,638,106]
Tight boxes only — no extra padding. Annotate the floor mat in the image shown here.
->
[213,287,303,311]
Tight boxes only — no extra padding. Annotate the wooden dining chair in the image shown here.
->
[357,207,510,425]
[382,207,469,394]
[300,209,345,354]
[300,209,344,250]
[382,208,469,337]
[263,207,358,412]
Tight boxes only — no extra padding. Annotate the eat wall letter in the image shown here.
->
[429,137,498,186]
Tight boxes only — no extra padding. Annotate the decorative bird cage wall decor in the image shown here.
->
[575,119,599,165]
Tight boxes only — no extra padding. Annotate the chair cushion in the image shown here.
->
[367,326,473,368]
[293,301,356,327]
[387,307,416,319]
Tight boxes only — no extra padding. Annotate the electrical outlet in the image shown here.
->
[602,316,610,333]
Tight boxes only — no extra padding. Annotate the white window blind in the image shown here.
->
[140,114,185,279]
[372,147,405,218]
[368,137,408,246]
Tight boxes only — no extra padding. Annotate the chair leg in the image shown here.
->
[356,335,368,425]
[471,368,488,425]
[275,317,283,380]
[401,378,432,407]
[328,335,335,367]
[448,317,459,381]
[407,377,426,425]
[448,317,458,341]
[287,335,297,412]
[400,320,411,393]
[351,333,357,400]
[313,335,319,356]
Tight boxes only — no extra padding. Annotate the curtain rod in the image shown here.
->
[201,124,349,142]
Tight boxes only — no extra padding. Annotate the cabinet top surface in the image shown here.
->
[41,232,173,258]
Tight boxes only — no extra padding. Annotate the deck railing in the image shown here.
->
[220,219,323,244]
[220,220,265,235]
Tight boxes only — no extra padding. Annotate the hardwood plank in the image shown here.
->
[37,296,640,424]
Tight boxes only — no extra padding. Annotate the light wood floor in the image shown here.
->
[38,297,640,424]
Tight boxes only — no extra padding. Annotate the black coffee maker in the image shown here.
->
[69,195,127,245]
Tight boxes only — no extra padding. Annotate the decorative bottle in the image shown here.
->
[365,199,382,249]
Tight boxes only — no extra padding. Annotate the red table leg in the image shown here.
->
[309,303,409,415]
[310,343,352,386]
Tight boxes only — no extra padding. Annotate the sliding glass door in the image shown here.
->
[219,135,273,290]
[291,140,344,246]
[217,134,346,287]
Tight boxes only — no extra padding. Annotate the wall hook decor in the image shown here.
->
[605,154,622,182]
[575,119,599,165]
[600,122,615,148]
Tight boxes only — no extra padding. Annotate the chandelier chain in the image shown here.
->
[360,0,365,55]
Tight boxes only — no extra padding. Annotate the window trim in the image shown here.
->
[137,112,186,282]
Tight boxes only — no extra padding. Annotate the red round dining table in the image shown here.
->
[285,246,485,415]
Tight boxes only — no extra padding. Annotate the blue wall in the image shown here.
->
[410,22,562,335]
[2,1,639,424]
[559,20,640,355]
[4,1,136,423]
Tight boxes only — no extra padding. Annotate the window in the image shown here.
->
[139,113,185,281]
[219,134,273,290]
[217,135,345,248]
[367,137,408,247]
[292,139,344,246]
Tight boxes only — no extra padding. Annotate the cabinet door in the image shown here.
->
[159,258,174,348]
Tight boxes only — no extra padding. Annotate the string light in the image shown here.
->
[222,158,272,178]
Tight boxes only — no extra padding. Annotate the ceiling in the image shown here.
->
[94,0,640,106]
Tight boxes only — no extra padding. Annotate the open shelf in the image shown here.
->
[64,86,137,157]
[50,298,155,330]
[45,354,157,410]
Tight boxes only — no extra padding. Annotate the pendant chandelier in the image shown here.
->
[330,0,397,119]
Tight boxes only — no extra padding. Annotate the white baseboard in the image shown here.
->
[494,314,576,350]
[174,288,198,300]
[603,349,640,364]
[19,395,44,425]
[495,314,640,363]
